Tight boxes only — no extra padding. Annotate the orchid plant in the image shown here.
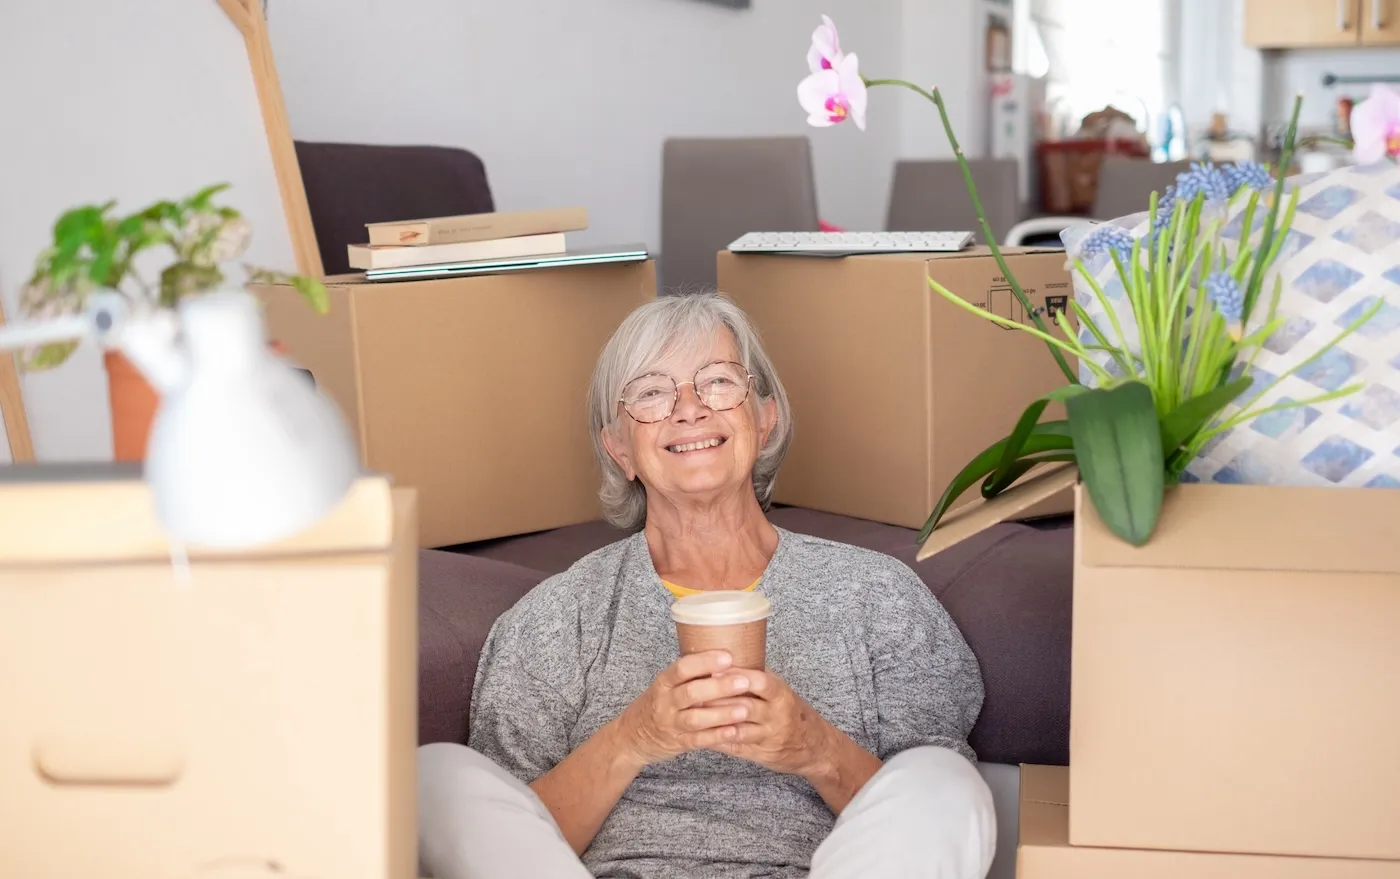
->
[20,183,328,369]
[796,16,1379,547]
[1347,83,1400,164]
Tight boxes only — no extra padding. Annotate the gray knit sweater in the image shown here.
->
[467,526,984,878]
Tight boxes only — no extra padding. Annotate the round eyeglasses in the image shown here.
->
[619,360,755,424]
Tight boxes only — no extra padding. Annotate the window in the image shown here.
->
[1018,0,1180,144]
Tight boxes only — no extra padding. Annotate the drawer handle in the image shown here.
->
[1375,0,1387,29]
[34,733,185,786]
[1341,0,1352,29]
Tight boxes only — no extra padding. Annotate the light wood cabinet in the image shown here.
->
[1361,0,1400,44]
[1246,0,1362,48]
[1246,0,1400,48]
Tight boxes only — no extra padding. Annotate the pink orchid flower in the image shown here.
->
[1350,83,1400,164]
[807,14,842,73]
[797,53,868,131]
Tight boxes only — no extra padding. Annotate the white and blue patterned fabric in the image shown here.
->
[1061,164,1400,488]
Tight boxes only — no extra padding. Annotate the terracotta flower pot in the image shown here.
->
[104,350,159,462]
[104,340,291,462]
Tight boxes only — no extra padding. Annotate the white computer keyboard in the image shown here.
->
[727,230,974,254]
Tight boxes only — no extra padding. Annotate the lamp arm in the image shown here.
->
[0,295,200,399]
[0,294,177,387]
[0,312,94,352]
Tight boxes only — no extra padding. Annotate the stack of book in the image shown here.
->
[347,207,588,273]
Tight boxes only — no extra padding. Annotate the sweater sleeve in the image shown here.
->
[865,563,984,763]
[466,578,585,784]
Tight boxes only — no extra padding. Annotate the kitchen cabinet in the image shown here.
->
[1245,0,1400,48]
[1361,0,1400,44]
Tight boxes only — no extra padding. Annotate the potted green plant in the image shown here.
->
[19,183,327,461]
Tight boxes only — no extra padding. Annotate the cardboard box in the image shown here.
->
[1017,765,1400,878]
[1068,481,1400,860]
[926,476,1400,860]
[718,247,1076,530]
[0,467,418,879]
[256,261,656,547]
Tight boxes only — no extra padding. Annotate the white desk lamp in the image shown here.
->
[0,289,360,548]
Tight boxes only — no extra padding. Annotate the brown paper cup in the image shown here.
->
[670,590,772,669]
[675,618,768,670]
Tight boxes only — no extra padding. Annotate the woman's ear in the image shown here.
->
[757,396,778,447]
[601,424,636,480]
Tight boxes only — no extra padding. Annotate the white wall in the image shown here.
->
[268,0,986,244]
[899,0,990,159]
[1263,46,1400,128]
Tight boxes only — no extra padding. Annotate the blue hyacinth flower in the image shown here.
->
[1078,224,1136,264]
[1222,160,1274,195]
[1176,161,1234,204]
[1204,270,1244,340]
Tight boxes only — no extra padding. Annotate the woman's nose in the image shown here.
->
[671,382,709,421]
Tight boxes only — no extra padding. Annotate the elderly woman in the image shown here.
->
[418,292,995,879]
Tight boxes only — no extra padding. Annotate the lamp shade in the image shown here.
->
[138,290,361,548]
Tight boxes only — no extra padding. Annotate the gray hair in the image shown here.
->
[587,291,794,531]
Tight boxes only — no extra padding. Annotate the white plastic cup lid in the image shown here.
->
[670,590,773,626]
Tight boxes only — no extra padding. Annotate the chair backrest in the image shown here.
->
[660,136,820,293]
[1091,157,1191,221]
[294,142,495,276]
[885,158,1021,245]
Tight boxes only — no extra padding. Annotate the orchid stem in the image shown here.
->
[864,76,1079,385]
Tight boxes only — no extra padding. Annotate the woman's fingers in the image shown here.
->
[664,650,732,687]
[677,702,751,732]
[682,724,741,751]
[672,671,752,709]
[698,696,766,724]
[737,669,773,697]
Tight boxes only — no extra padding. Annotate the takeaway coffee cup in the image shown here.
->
[670,591,773,670]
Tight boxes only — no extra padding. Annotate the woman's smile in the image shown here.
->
[664,435,728,454]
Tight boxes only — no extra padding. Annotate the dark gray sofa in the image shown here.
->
[415,506,1073,878]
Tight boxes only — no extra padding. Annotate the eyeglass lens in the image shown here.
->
[621,361,751,423]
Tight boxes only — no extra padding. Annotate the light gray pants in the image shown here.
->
[418,743,997,879]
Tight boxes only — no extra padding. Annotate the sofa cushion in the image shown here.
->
[417,550,545,745]
[439,508,1073,766]
[770,508,1072,766]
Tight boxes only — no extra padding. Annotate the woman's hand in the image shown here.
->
[708,669,883,814]
[614,650,756,767]
[704,669,834,777]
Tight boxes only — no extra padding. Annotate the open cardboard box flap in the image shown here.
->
[916,463,1078,561]
[919,465,1400,573]
[1017,765,1400,878]
[1077,481,1400,573]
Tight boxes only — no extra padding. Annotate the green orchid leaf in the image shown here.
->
[1066,381,1165,546]
[1158,376,1253,454]
[917,421,1074,543]
[985,386,1089,497]
[981,452,1078,497]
